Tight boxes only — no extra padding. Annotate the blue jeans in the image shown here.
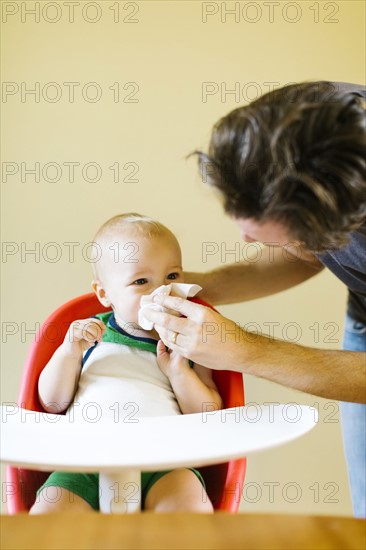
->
[340,315,366,518]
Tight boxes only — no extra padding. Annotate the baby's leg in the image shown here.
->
[144,468,213,513]
[30,486,95,514]
[30,472,98,514]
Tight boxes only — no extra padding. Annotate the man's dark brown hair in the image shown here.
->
[194,81,366,251]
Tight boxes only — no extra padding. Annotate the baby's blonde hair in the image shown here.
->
[91,213,178,279]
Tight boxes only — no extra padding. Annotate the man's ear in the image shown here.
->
[91,280,111,307]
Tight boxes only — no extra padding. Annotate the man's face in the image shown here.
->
[235,217,293,246]
[234,217,313,259]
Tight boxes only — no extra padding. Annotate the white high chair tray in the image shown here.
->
[1,404,317,472]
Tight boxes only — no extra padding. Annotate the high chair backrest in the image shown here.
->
[5,293,246,513]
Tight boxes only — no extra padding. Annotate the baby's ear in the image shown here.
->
[91,280,111,307]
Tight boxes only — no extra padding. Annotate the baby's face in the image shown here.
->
[96,231,184,330]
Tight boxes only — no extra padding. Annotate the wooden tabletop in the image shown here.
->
[1,512,365,550]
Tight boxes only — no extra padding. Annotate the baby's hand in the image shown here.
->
[62,318,106,358]
[156,340,190,378]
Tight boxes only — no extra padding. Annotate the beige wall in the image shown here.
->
[1,0,365,515]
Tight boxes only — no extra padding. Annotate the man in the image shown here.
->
[144,81,366,517]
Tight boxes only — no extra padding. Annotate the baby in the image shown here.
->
[30,213,222,513]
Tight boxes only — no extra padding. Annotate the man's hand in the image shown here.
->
[143,295,243,370]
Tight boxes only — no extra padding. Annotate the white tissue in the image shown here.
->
[138,283,202,330]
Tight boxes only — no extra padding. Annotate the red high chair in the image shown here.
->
[5,293,246,513]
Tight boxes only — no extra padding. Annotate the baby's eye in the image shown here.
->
[167,272,180,280]
[133,278,148,285]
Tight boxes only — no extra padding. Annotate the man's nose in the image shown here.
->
[241,233,258,243]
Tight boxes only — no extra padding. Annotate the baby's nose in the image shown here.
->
[152,282,170,294]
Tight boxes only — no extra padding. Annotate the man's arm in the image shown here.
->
[185,246,324,305]
[145,297,366,404]
[233,334,366,404]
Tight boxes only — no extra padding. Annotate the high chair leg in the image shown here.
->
[99,470,141,513]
